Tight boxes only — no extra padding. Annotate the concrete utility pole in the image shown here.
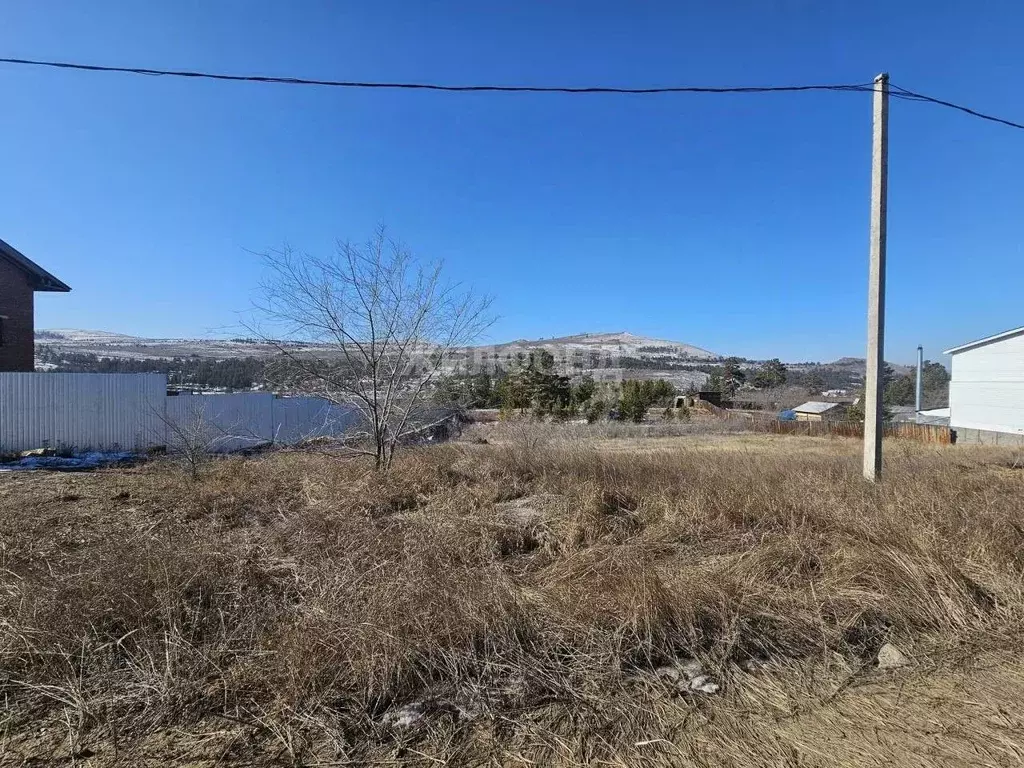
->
[915,345,924,413]
[863,73,889,482]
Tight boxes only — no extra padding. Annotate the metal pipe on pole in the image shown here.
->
[863,73,889,482]
[915,345,924,413]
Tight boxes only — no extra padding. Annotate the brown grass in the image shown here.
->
[2,433,1024,766]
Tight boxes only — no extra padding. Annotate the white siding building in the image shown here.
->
[944,326,1024,445]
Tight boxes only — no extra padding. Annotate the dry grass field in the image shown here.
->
[2,428,1024,766]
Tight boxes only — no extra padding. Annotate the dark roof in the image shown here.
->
[0,237,71,292]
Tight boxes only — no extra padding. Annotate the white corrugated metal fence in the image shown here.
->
[166,392,358,452]
[0,373,358,453]
[0,373,166,452]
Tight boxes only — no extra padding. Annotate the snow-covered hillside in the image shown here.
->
[35,329,721,362]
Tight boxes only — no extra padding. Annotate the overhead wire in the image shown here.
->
[0,56,876,95]
[1,56,1022,131]
[888,82,1024,131]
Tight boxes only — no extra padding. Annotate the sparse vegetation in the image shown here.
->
[2,431,1022,765]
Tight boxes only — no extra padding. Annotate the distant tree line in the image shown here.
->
[434,348,677,423]
[37,349,266,391]
[883,360,949,408]
[785,368,858,392]
[701,357,788,398]
[844,362,949,422]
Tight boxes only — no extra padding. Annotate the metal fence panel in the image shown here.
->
[165,392,276,452]
[1,375,359,455]
[273,397,358,444]
[0,373,166,453]
[164,394,358,451]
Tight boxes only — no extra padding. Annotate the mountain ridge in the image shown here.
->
[35,328,721,361]
[36,328,917,393]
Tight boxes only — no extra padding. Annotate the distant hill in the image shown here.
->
[35,328,908,394]
[35,328,719,362]
[35,329,142,343]
[35,329,312,361]
[485,331,719,360]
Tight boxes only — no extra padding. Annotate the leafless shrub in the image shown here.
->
[157,399,218,480]
[156,397,266,480]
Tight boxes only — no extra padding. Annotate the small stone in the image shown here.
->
[877,642,910,669]
[381,702,426,729]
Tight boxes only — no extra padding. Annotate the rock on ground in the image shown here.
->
[877,642,910,669]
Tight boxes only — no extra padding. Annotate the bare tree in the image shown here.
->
[253,227,494,471]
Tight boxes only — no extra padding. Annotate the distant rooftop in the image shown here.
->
[793,401,844,414]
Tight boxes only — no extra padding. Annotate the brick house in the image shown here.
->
[0,238,71,372]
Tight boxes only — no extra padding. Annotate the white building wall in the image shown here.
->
[949,331,1024,435]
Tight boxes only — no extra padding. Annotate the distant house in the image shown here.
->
[675,391,724,409]
[944,325,1024,445]
[0,238,71,372]
[792,401,847,422]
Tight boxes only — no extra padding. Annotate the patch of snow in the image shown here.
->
[0,451,138,472]
[37,328,142,343]
[381,702,426,730]
[654,658,719,695]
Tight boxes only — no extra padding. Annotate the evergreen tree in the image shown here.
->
[619,380,649,423]
[721,357,746,398]
[753,358,788,389]
[884,374,916,406]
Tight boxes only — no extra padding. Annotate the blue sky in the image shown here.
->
[2,1,1022,363]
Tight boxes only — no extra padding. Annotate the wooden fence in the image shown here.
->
[756,418,952,444]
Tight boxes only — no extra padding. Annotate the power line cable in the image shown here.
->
[888,82,1024,131]
[1,55,1022,131]
[0,56,875,94]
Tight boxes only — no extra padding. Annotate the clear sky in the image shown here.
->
[2,1,1022,363]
